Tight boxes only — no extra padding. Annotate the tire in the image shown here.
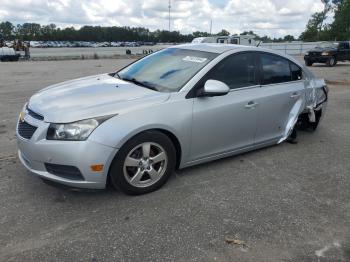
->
[297,109,322,131]
[305,60,313,67]
[309,109,322,131]
[109,131,176,195]
[326,56,337,67]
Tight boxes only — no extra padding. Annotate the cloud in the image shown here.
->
[0,0,325,37]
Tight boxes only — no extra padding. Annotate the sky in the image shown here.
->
[0,0,325,37]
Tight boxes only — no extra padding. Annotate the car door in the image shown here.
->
[337,42,350,60]
[345,42,350,60]
[254,53,306,144]
[190,52,260,161]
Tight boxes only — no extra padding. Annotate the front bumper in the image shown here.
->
[304,55,332,63]
[16,115,118,189]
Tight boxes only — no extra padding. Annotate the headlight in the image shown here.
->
[305,52,309,56]
[321,52,330,56]
[46,116,113,141]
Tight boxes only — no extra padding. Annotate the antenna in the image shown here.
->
[168,0,171,31]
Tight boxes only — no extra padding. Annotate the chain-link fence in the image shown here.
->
[260,42,326,55]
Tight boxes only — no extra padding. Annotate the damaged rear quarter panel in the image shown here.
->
[278,67,328,143]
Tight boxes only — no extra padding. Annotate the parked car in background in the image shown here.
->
[111,42,122,47]
[17,44,328,195]
[304,41,350,67]
[27,41,152,48]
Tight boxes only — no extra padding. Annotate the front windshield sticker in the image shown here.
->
[182,56,208,63]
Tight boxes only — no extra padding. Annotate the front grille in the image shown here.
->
[309,52,321,56]
[17,121,37,139]
[45,163,85,181]
[27,107,44,121]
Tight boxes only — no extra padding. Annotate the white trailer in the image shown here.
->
[230,34,257,46]
[0,47,20,61]
[192,34,257,46]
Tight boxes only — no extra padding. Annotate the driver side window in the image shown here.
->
[205,53,257,89]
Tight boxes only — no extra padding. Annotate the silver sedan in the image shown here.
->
[16,44,328,194]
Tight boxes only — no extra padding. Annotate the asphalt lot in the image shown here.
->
[0,58,350,262]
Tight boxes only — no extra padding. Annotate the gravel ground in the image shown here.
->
[0,58,349,262]
[28,45,170,60]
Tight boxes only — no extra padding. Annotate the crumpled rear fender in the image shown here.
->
[278,97,305,144]
[278,76,328,144]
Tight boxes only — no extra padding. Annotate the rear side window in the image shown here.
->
[260,54,291,85]
[206,52,257,89]
[290,62,302,81]
[338,42,350,49]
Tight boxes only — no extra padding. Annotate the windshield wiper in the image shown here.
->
[121,77,158,91]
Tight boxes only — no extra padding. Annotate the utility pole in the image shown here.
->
[168,0,171,31]
[210,19,212,35]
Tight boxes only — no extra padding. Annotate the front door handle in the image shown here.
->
[290,93,301,99]
[245,101,259,109]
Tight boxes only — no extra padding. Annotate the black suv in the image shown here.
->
[304,41,350,67]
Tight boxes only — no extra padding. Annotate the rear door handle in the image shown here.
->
[290,93,301,99]
[245,101,259,109]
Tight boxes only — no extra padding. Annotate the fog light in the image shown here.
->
[91,164,104,172]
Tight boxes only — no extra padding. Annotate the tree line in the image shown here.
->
[0,22,195,42]
[300,0,349,41]
[0,21,300,44]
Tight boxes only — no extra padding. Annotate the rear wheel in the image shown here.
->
[297,109,322,131]
[109,131,176,195]
[309,109,322,130]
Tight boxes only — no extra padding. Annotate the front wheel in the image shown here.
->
[109,131,176,195]
[326,56,337,67]
[305,60,313,67]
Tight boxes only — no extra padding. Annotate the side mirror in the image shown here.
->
[198,80,230,97]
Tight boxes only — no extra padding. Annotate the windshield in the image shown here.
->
[117,48,218,92]
[316,42,338,49]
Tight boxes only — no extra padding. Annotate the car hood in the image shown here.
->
[308,47,336,53]
[28,74,170,123]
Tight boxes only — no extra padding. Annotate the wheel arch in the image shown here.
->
[153,128,182,169]
[107,127,183,172]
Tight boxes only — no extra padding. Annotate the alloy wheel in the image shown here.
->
[123,142,168,188]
